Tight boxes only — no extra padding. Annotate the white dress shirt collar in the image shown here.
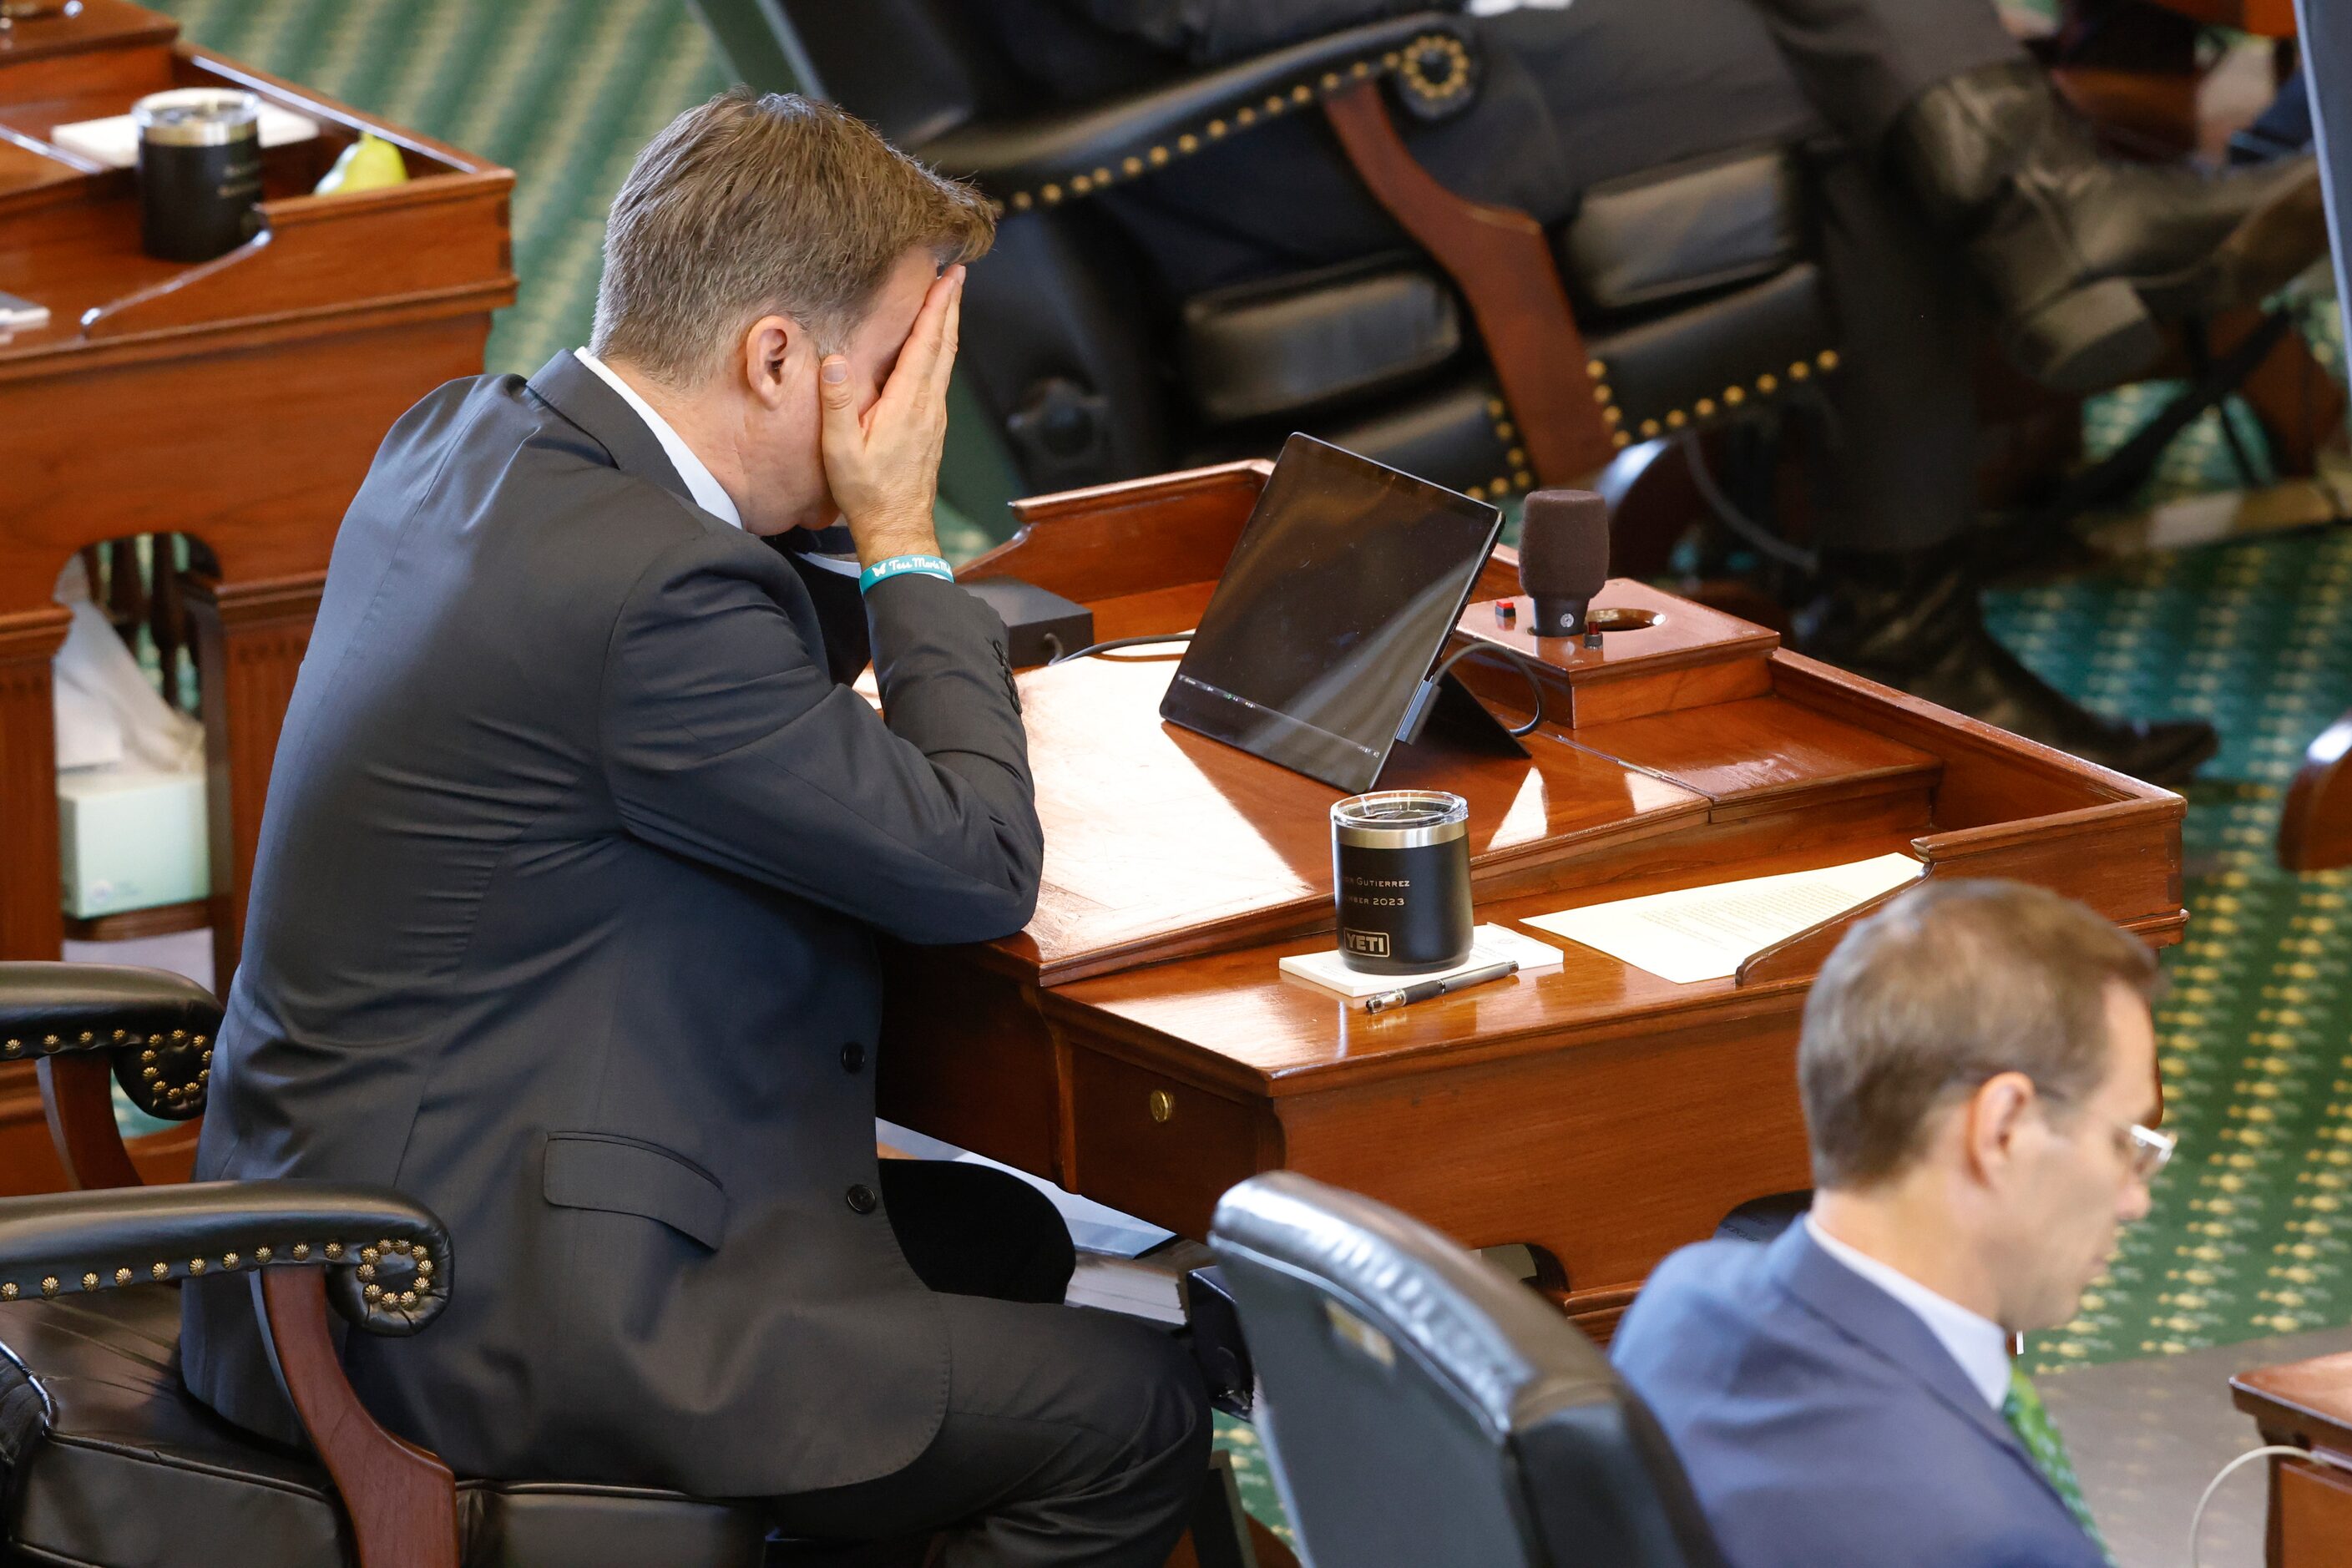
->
[573,348,741,529]
[1805,1214,2011,1409]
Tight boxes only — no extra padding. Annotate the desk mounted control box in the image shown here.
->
[962,577,1095,669]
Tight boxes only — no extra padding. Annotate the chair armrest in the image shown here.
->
[0,962,217,1124]
[0,1180,450,1335]
[917,14,1474,210]
[0,963,220,1065]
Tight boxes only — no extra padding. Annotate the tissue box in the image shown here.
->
[58,766,210,918]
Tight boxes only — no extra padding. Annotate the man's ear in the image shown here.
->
[1962,1070,2038,1182]
[739,314,802,412]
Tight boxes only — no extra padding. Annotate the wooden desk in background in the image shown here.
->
[0,0,511,1190]
[878,461,2187,1340]
[2233,1353,2352,1565]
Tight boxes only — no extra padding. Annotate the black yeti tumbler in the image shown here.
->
[134,89,265,263]
[1332,790,1474,975]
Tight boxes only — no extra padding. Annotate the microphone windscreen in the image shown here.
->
[1518,488,1610,602]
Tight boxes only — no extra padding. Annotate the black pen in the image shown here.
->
[1363,959,1520,1014]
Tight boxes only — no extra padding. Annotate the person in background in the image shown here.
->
[1612,878,2172,1566]
[975,0,2332,786]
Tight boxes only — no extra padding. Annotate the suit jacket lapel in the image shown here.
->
[1767,1226,2051,1490]
[524,351,697,512]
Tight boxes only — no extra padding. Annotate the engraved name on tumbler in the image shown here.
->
[1331,791,1474,974]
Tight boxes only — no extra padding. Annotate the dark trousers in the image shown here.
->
[1090,0,2030,553]
[1482,0,2021,553]
[767,1161,1211,1568]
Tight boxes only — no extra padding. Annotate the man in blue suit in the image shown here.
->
[1613,880,2173,1566]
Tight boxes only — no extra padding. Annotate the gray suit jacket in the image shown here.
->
[180,352,1043,1497]
[1611,1225,2107,1568]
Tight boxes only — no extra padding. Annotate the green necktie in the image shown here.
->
[2002,1363,2113,1564]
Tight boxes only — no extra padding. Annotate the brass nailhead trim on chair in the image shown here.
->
[997,43,1464,211]
[1586,349,1844,451]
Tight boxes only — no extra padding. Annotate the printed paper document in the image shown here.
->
[1524,852,1925,984]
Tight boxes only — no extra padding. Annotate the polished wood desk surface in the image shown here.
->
[880,459,2187,1334]
[0,0,510,1193]
[2233,1353,2352,1565]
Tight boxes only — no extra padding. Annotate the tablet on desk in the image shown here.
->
[1159,434,1503,793]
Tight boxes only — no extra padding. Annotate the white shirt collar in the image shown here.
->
[1805,1214,2011,1410]
[573,348,741,529]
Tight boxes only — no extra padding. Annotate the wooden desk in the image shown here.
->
[2233,1353,2352,1565]
[879,461,2186,1339]
[0,0,510,1193]
[0,0,513,983]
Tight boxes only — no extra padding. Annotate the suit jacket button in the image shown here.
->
[841,1042,866,1073]
[845,1184,878,1214]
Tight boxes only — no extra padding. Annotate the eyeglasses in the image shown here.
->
[2112,1119,2176,1182]
[2027,1083,2174,1181]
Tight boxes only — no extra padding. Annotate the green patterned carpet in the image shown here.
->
[144,0,2352,1546]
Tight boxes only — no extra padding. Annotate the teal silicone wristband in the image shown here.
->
[858,554,956,594]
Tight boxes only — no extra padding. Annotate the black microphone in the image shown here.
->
[1518,488,1610,638]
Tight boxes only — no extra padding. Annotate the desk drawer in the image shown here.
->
[1065,1049,1278,1239]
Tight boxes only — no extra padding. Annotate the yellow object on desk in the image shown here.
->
[314,132,408,195]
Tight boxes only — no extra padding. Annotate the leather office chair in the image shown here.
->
[692,2,1844,522]
[1207,1171,1727,1568]
[0,964,779,1568]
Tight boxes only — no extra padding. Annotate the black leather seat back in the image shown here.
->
[1179,254,1464,427]
[699,0,1175,493]
[1559,145,1807,316]
[772,0,1000,145]
[1209,1172,1726,1568]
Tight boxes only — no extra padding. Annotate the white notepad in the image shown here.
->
[49,105,322,169]
[1523,852,1926,984]
[1278,923,1565,999]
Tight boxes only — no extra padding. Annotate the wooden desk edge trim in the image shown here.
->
[999,458,1275,531]
[2232,1367,2352,1448]
[0,122,101,175]
[0,8,175,63]
[1039,903,2189,1098]
[13,280,517,374]
[78,270,518,346]
[1914,795,2189,857]
[259,169,517,228]
[1768,649,2183,804]
[1039,973,1818,1100]
[183,46,512,178]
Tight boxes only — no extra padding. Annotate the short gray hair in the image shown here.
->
[1798,879,2160,1188]
[591,89,994,384]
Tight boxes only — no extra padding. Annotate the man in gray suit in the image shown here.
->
[1612,880,2172,1566]
[183,89,1207,1566]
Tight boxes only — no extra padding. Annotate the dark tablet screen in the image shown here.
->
[1160,435,1502,793]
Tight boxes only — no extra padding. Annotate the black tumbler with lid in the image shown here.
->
[133,88,265,262]
[1331,790,1474,974]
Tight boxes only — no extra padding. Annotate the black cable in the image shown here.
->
[1424,642,1547,737]
[1047,630,1195,665]
[1678,432,1818,574]
[1057,626,1546,741]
